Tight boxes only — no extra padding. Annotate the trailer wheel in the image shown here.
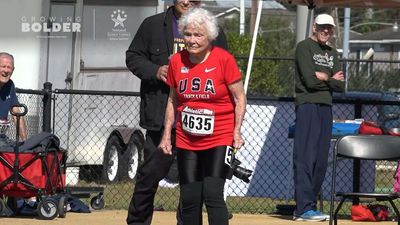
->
[102,135,124,183]
[124,132,144,181]
[37,198,58,220]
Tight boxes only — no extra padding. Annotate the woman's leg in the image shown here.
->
[177,146,231,225]
[177,149,203,225]
[202,146,230,225]
[203,177,228,225]
[180,181,203,225]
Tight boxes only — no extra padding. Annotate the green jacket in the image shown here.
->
[294,38,345,106]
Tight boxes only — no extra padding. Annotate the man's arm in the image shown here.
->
[326,71,345,92]
[295,43,330,91]
[326,53,345,92]
[125,18,161,82]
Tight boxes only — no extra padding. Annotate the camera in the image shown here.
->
[231,158,253,183]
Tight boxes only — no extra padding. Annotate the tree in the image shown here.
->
[338,8,400,34]
[224,15,296,97]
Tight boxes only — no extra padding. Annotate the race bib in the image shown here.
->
[181,106,214,136]
[224,146,235,167]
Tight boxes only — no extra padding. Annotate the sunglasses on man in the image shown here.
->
[177,0,201,5]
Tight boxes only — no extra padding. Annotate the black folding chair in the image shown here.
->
[329,134,400,225]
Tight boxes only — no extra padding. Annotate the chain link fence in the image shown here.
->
[8,89,45,142]
[237,57,400,97]
[12,58,400,216]
[346,59,400,93]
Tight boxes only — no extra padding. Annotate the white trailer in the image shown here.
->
[0,0,167,183]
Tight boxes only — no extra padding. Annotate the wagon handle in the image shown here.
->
[10,103,28,117]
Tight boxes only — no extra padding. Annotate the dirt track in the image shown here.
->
[2,210,397,225]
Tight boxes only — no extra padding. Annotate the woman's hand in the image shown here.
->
[158,88,177,156]
[158,135,172,155]
[233,131,245,150]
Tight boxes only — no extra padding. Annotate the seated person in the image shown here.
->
[0,52,27,145]
[0,52,33,214]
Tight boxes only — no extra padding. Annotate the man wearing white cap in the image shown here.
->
[292,14,345,221]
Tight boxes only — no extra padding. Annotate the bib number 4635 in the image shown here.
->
[181,107,214,136]
[182,115,212,131]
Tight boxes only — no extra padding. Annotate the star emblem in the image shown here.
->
[111,9,127,28]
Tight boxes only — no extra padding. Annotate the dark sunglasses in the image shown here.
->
[316,24,334,31]
[178,0,201,5]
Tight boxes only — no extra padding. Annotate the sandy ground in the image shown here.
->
[1,210,398,225]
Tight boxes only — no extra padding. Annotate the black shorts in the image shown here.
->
[177,145,232,185]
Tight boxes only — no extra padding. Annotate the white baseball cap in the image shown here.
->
[315,14,336,27]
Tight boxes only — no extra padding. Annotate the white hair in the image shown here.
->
[0,52,14,67]
[178,7,219,41]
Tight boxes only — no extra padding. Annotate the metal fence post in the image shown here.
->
[42,82,52,133]
[352,100,362,205]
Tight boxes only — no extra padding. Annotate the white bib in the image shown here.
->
[181,106,214,136]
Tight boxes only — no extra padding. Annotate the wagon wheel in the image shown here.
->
[58,195,67,218]
[37,198,58,220]
[0,198,4,215]
[90,195,105,210]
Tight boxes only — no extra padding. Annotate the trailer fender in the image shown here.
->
[109,127,137,146]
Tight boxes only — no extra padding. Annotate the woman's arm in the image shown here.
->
[228,80,246,149]
[158,88,177,155]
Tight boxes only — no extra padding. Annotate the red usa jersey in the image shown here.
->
[167,46,242,150]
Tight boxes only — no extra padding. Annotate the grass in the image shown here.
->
[71,163,400,216]
[72,181,286,214]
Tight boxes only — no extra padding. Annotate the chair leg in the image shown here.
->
[329,195,335,225]
[388,200,400,225]
[334,197,346,225]
[329,214,334,225]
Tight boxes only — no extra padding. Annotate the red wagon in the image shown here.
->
[0,104,67,220]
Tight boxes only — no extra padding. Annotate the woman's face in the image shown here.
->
[183,23,211,57]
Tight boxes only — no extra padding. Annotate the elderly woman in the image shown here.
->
[158,7,246,225]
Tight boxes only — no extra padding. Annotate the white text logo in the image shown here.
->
[111,9,127,28]
[21,16,81,34]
